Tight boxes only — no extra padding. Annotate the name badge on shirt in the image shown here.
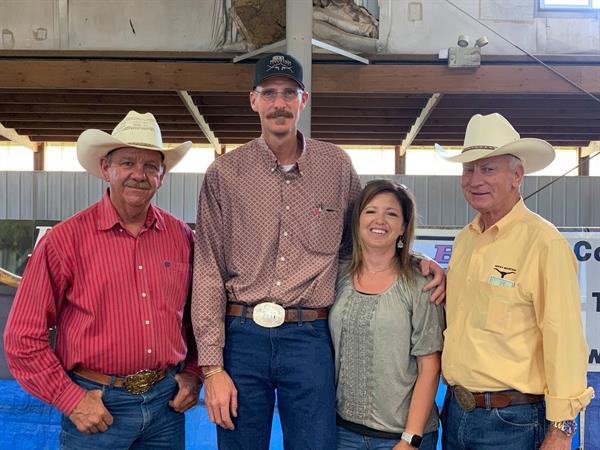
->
[488,276,515,288]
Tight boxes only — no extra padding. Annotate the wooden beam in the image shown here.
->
[0,121,35,150]
[0,113,196,123]
[0,104,189,115]
[206,116,415,126]
[208,124,410,133]
[401,93,442,154]
[191,95,428,109]
[430,109,600,119]
[578,147,590,176]
[395,145,406,175]
[2,60,600,93]
[30,135,212,143]
[177,90,220,152]
[34,142,45,171]
[200,107,421,117]
[9,122,215,132]
[0,92,182,105]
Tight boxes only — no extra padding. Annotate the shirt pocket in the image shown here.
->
[159,261,190,311]
[305,205,344,254]
[478,281,523,335]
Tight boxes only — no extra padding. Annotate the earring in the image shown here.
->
[397,238,404,249]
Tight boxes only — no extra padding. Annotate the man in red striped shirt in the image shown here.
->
[4,111,202,450]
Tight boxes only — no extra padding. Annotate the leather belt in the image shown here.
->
[450,385,544,412]
[73,366,168,394]
[226,303,328,323]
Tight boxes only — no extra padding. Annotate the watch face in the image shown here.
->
[410,434,423,447]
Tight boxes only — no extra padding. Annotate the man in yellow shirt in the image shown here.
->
[436,113,594,450]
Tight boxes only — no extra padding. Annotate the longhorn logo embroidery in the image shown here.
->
[494,267,516,279]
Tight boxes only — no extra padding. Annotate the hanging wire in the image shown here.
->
[524,151,600,200]
[445,0,600,198]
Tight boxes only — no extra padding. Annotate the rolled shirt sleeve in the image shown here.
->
[536,238,594,420]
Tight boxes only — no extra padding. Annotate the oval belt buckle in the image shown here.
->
[454,386,476,412]
[253,302,285,328]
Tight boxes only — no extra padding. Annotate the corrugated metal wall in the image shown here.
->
[1,171,599,227]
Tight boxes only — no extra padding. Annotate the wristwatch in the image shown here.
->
[551,419,577,437]
[401,431,423,448]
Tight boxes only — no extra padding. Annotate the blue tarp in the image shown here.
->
[0,379,593,449]
[0,380,285,450]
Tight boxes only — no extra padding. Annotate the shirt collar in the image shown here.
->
[468,198,526,235]
[97,188,164,232]
[257,131,307,176]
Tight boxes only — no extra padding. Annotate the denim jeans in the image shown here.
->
[441,390,548,450]
[336,426,438,450]
[60,368,184,450]
[217,315,336,450]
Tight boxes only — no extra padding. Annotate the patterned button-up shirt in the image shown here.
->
[191,134,361,366]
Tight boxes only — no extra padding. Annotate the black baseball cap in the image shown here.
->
[253,52,305,90]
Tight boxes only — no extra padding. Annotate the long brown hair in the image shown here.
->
[348,179,418,280]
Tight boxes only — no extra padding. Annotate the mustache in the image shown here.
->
[124,180,151,189]
[267,109,294,119]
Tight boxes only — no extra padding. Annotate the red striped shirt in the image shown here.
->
[3,190,199,415]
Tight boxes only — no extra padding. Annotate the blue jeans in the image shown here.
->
[441,390,548,450]
[60,369,184,450]
[336,426,438,450]
[217,315,336,450]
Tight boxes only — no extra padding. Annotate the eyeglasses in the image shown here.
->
[253,88,303,102]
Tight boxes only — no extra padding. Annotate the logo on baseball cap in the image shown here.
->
[253,52,305,90]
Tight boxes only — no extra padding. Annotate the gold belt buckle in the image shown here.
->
[123,369,160,394]
[454,386,476,412]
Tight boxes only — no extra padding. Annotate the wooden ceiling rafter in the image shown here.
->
[1,57,600,148]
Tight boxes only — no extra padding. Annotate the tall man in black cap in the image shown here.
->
[191,53,445,449]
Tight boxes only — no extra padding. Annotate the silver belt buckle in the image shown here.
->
[253,302,285,328]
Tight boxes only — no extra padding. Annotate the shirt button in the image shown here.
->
[119,229,124,233]
[280,256,285,262]
[141,292,147,298]
[285,206,290,211]
[138,265,143,270]
[271,167,275,172]
[283,231,288,237]
[275,281,282,286]
[285,180,291,185]
[147,349,152,354]
[145,320,150,325]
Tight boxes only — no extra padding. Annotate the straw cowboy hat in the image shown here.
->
[76,111,192,179]
[435,113,555,174]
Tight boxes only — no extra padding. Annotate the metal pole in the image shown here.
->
[286,0,312,137]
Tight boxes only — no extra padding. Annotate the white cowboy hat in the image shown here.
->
[76,110,192,179]
[434,113,555,174]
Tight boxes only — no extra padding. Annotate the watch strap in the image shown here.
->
[551,419,577,437]
[401,431,423,448]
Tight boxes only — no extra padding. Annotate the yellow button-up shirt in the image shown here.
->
[442,199,594,421]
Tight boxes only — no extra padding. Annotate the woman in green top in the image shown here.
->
[330,179,445,450]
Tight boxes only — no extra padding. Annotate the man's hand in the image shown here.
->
[68,390,113,434]
[169,372,201,413]
[203,368,238,430]
[540,426,572,450]
[419,258,446,305]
